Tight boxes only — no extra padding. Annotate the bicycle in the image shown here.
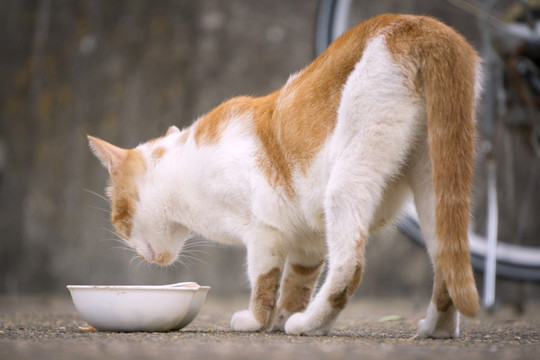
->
[314,0,540,308]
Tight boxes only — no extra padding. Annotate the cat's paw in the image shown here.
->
[230,310,263,332]
[416,318,459,339]
[416,318,435,339]
[284,312,330,336]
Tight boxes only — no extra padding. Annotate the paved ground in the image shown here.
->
[1,294,539,360]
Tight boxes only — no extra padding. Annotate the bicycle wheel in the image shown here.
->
[314,0,540,281]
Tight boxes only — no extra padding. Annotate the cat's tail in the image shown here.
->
[422,29,481,317]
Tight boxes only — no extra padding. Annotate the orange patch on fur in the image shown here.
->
[252,267,281,329]
[433,267,453,313]
[247,16,397,196]
[328,235,366,309]
[110,149,146,239]
[152,146,166,160]
[251,94,296,197]
[290,261,324,276]
[277,262,323,314]
[328,265,363,310]
[156,252,174,266]
[328,288,347,310]
[278,281,313,314]
[193,97,250,145]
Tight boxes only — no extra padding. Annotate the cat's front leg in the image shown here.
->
[272,256,324,331]
[285,173,372,335]
[231,237,285,332]
[284,242,364,336]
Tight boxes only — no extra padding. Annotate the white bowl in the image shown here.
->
[67,283,210,332]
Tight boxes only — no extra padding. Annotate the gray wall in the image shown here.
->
[1,0,537,301]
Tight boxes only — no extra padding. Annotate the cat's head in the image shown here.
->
[88,126,189,265]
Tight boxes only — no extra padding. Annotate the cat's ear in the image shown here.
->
[165,125,180,136]
[87,135,128,175]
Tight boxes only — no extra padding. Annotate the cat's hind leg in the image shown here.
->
[231,228,286,332]
[284,36,421,335]
[272,253,324,331]
[416,267,460,339]
[409,146,460,339]
[285,121,417,335]
[284,155,389,335]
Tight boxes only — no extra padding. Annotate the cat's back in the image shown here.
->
[272,13,477,158]
[187,14,478,226]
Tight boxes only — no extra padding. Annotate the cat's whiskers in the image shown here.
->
[95,226,136,259]
[183,240,219,248]
[100,227,124,241]
[181,241,214,251]
[83,188,110,204]
[175,256,192,268]
[175,236,218,268]
[87,205,111,214]
[132,253,151,271]
[170,259,183,271]
[185,233,219,244]
[184,236,221,252]
[178,251,210,267]
[183,248,213,258]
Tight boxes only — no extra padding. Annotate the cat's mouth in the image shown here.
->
[138,243,175,266]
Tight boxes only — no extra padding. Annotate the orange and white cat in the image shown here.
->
[88,14,481,338]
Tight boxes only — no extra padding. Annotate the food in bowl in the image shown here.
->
[67,282,210,332]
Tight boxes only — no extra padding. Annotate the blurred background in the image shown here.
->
[1,0,538,306]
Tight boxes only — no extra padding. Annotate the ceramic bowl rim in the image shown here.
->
[67,285,210,291]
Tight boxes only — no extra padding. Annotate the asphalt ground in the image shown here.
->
[1,294,539,360]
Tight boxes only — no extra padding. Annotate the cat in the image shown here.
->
[88,14,481,338]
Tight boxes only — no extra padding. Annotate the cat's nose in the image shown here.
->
[155,252,174,265]
[137,243,156,263]
[137,243,173,265]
